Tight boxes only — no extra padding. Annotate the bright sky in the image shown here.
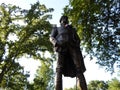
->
[0,0,119,89]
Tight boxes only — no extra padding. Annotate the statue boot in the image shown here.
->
[55,71,63,90]
[76,68,87,90]
[77,73,87,90]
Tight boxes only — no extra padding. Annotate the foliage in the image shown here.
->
[63,0,120,73]
[87,79,120,90]
[64,85,79,90]
[0,1,54,89]
[0,62,29,90]
[108,78,120,90]
[66,78,120,90]
[88,80,108,90]
[32,57,54,90]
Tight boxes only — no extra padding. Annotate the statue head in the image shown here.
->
[59,15,69,25]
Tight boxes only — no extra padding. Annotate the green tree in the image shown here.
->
[63,0,120,73]
[32,58,54,90]
[0,1,53,89]
[0,62,29,90]
[64,85,80,90]
[88,80,108,90]
[64,87,76,90]
[108,78,120,90]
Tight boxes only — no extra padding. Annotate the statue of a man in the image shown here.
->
[50,16,88,90]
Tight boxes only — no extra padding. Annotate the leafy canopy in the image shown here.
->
[0,1,54,89]
[63,0,120,73]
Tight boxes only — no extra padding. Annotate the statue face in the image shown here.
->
[60,16,69,24]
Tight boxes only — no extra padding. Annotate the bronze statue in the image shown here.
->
[50,16,87,90]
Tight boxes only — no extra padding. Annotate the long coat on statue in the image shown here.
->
[50,24,86,78]
[61,47,86,78]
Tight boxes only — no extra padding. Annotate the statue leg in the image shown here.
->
[77,72,87,90]
[56,70,62,90]
[55,53,64,90]
[75,59,87,90]
[69,48,87,90]
[74,59,87,90]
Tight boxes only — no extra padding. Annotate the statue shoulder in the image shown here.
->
[67,25,76,32]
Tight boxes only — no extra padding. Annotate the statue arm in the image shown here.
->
[49,27,58,46]
[73,28,81,45]
[50,36,57,46]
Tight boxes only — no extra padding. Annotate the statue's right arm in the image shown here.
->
[49,36,57,46]
[49,27,58,47]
